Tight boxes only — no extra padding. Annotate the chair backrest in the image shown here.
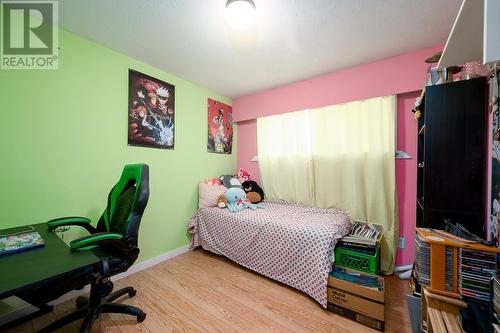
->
[96,164,149,248]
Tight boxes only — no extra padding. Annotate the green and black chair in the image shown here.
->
[25,163,149,332]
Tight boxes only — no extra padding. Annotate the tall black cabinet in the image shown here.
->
[417,77,488,237]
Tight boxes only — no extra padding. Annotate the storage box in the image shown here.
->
[327,268,385,331]
[336,221,382,274]
[335,245,380,275]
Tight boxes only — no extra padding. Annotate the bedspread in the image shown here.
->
[188,200,351,307]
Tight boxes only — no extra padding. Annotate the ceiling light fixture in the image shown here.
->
[225,0,256,30]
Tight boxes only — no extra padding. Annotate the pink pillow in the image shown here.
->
[198,182,227,208]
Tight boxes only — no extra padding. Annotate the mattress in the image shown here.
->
[188,200,351,307]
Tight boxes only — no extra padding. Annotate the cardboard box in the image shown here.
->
[327,269,385,331]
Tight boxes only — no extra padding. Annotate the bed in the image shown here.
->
[188,200,351,307]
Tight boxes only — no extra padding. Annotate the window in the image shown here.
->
[257,95,398,273]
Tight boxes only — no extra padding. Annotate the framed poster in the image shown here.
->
[207,98,233,154]
[128,69,175,149]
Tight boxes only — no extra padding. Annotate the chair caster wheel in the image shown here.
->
[137,312,146,322]
[128,289,137,298]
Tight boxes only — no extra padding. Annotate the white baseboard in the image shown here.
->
[398,270,412,280]
[50,244,190,305]
[394,264,413,273]
[113,244,190,280]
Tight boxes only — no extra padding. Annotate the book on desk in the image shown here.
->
[0,229,45,256]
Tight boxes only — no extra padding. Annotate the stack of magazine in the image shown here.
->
[337,221,382,256]
[493,277,500,333]
[458,248,496,303]
[330,266,384,291]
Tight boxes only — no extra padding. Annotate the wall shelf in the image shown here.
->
[396,150,412,159]
[438,0,500,68]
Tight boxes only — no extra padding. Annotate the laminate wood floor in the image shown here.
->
[6,249,412,333]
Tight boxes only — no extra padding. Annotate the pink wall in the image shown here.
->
[233,46,442,122]
[395,92,420,266]
[237,120,259,181]
[234,46,442,267]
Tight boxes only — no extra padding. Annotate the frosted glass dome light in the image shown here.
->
[225,0,257,30]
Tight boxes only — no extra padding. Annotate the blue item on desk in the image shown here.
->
[0,228,44,256]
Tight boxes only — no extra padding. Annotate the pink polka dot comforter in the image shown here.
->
[188,200,351,307]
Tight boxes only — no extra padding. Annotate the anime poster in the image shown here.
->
[128,70,175,149]
[207,98,233,154]
[490,67,500,246]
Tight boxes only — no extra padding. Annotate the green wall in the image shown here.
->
[0,29,237,262]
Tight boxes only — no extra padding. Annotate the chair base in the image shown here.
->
[38,282,145,333]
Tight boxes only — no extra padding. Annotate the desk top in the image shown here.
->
[0,223,99,299]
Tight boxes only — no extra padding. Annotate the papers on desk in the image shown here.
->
[0,231,45,256]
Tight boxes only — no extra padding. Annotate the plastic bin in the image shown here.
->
[335,245,380,275]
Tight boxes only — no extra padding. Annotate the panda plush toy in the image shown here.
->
[241,181,265,204]
[219,175,242,188]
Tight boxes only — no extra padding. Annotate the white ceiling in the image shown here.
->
[59,0,462,98]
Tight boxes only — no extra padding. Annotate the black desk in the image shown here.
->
[0,223,99,329]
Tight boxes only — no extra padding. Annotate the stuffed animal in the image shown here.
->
[203,177,222,186]
[241,180,265,204]
[235,168,251,183]
[219,175,242,188]
[217,194,228,208]
[224,187,264,212]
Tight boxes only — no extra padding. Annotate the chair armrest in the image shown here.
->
[70,232,124,250]
[47,217,96,233]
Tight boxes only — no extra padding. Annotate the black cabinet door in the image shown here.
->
[423,78,487,237]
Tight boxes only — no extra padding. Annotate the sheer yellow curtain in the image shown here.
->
[310,96,398,273]
[257,110,314,204]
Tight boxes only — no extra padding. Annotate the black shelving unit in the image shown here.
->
[416,77,488,238]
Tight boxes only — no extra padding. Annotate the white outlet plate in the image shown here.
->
[398,237,405,249]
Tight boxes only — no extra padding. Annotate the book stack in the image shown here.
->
[0,229,44,256]
[330,266,384,291]
[337,221,381,256]
[445,246,455,292]
[458,248,497,303]
[493,277,500,333]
